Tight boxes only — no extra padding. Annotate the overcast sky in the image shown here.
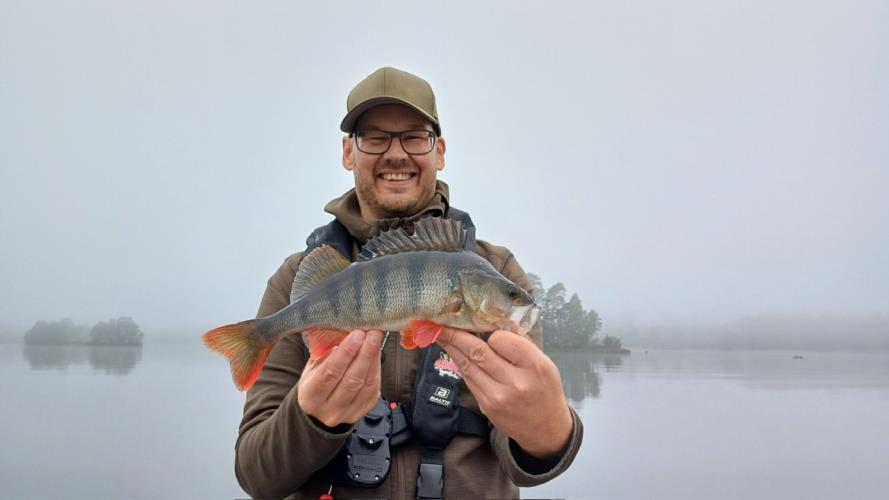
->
[1,0,887,336]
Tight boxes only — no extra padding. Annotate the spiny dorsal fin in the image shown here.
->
[290,245,350,303]
[358,217,467,261]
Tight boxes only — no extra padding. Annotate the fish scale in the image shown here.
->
[373,254,390,319]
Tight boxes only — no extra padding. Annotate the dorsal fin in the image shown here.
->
[290,245,350,303]
[358,217,467,261]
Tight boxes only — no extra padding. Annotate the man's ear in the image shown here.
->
[342,135,355,171]
[436,136,447,171]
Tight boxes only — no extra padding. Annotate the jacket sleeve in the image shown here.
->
[234,253,354,498]
[488,251,584,486]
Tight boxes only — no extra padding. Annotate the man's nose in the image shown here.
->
[382,135,409,160]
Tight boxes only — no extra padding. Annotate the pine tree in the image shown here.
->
[530,274,607,348]
[541,282,567,347]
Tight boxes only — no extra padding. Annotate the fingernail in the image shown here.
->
[350,330,366,344]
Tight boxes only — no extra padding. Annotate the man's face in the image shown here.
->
[342,104,446,220]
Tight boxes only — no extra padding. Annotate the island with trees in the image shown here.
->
[528,273,628,354]
[23,317,144,346]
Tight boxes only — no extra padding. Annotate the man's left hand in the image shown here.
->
[437,328,573,459]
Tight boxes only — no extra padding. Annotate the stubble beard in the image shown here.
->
[356,170,437,220]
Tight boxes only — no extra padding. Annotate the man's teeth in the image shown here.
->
[381,173,412,181]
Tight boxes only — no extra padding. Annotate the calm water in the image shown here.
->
[2,342,888,499]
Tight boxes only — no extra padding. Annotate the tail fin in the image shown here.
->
[203,320,274,391]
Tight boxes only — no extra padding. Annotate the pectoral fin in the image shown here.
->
[408,320,444,348]
[437,299,463,315]
[400,328,419,350]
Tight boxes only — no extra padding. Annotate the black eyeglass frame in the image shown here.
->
[349,129,438,155]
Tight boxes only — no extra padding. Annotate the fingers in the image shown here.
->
[363,330,383,388]
[330,331,380,405]
[303,329,366,401]
[486,330,540,368]
[299,329,383,426]
[437,337,499,405]
[353,329,384,415]
[323,329,383,420]
[437,328,514,384]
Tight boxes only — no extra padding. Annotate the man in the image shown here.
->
[235,67,582,499]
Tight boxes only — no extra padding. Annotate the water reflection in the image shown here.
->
[548,349,626,406]
[23,344,143,374]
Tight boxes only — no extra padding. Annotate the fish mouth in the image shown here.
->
[509,304,541,336]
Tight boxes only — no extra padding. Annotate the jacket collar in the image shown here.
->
[324,180,452,244]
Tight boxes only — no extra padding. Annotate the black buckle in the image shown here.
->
[416,462,443,499]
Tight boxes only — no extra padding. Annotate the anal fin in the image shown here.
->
[302,328,349,360]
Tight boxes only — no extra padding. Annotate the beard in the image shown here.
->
[355,171,438,220]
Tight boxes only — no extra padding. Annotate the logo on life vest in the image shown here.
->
[428,386,453,407]
[434,352,463,380]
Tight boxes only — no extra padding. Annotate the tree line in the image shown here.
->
[527,273,626,352]
[24,317,144,346]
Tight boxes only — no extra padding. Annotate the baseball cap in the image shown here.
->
[340,67,441,136]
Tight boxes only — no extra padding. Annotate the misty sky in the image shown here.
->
[1,1,887,335]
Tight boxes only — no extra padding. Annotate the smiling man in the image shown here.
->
[234,67,583,500]
[344,103,445,220]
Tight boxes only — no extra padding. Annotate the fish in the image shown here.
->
[202,217,540,391]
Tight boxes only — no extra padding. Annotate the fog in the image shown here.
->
[2,1,887,346]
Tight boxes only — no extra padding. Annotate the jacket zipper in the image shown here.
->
[392,332,404,500]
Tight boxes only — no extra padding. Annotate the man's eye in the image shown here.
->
[404,132,430,142]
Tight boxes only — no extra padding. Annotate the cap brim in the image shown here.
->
[340,96,441,135]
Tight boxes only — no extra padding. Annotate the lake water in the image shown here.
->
[2,342,888,499]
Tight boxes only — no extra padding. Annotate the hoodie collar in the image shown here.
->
[324,180,452,244]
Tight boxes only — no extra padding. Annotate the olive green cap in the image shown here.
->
[340,67,441,136]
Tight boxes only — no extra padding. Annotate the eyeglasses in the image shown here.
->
[352,129,437,155]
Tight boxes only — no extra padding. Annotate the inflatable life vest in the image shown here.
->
[303,209,489,500]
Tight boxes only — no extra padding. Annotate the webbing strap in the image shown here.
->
[305,219,353,262]
[417,447,444,500]
[457,407,490,439]
[395,401,489,442]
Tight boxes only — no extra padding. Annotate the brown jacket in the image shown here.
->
[235,181,583,499]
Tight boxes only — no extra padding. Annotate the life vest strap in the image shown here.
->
[417,447,444,500]
[390,402,490,447]
[457,407,490,439]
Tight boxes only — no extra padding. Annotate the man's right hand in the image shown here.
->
[297,329,383,428]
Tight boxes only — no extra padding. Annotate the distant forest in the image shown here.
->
[24,317,144,346]
[606,313,889,350]
[527,273,626,352]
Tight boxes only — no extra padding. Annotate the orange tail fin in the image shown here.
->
[203,320,273,391]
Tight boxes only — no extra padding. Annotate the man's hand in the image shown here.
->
[297,329,383,428]
[437,329,573,459]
